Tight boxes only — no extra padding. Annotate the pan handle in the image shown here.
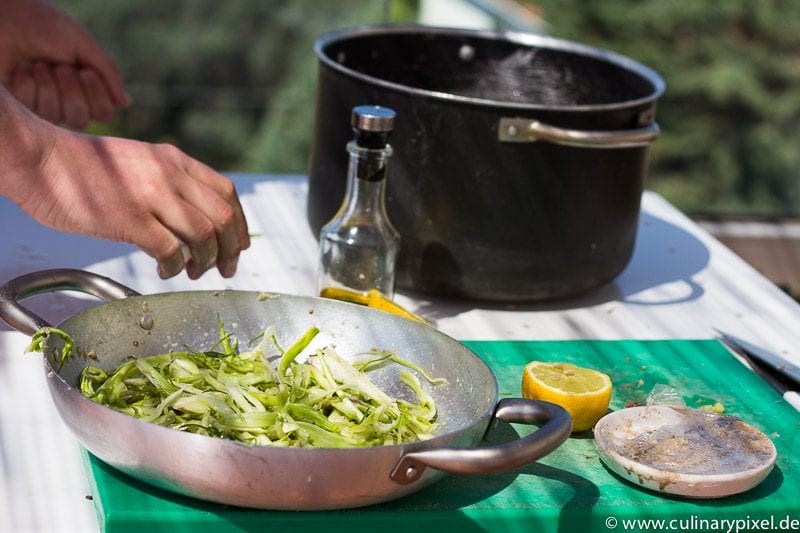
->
[498,116,660,148]
[0,269,140,335]
[389,398,572,484]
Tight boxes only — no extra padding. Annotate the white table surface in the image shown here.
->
[2,173,800,532]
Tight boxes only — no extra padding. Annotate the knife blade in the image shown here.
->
[716,331,800,412]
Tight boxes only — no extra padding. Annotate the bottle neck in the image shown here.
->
[343,141,392,214]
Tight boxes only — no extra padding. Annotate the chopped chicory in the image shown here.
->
[32,324,445,448]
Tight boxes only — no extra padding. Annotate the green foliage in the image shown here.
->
[530,0,800,216]
[244,2,392,172]
[59,1,798,216]
[58,0,413,173]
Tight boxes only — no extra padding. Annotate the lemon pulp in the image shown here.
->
[522,361,613,433]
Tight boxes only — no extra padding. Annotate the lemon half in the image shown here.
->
[522,361,613,433]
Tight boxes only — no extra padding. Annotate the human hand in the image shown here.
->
[0,0,130,128]
[4,98,250,279]
[6,60,124,129]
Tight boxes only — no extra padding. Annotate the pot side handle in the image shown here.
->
[0,269,140,335]
[498,117,660,149]
[389,398,572,484]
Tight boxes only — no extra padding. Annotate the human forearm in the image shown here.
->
[0,83,50,203]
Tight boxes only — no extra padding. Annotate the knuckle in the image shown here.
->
[187,218,217,245]
[156,239,184,264]
[135,178,166,204]
[215,202,236,227]
[216,177,237,201]
[157,142,185,159]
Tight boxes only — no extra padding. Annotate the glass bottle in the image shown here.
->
[316,105,400,299]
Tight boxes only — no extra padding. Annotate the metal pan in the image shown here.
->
[0,269,571,510]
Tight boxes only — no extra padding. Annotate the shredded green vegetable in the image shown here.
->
[31,323,445,448]
[27,327,73,371]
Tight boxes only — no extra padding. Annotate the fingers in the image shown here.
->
[78,67,116,122]
[216,194,249,278]
[178,157,251,275]
[86,54,130,109]
[139,199,228,281]
[7,61,124,127]
[9,64,36,109]
[137,222,187,280]
[153,199,220,280]
[139,148,250,280]
[32,61,61,123]
[148,197,248,281]
[175,179,248,279]
[53,64,89,128]
[70,30,131,109]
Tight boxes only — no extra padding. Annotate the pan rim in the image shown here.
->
[43,289,500,453]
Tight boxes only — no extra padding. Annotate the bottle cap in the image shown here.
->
[351,105,396,132]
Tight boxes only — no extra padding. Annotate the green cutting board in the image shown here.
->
[83,340,800,533]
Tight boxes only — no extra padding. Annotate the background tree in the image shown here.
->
[529,0,800,216]
[58,0,800,217]
[58,0,412,173]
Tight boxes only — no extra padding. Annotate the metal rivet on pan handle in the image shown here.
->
[498,116,660,149]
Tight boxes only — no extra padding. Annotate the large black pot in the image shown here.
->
[307,25,665,301]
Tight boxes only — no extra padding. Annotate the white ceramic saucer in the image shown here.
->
[594,405,777,498]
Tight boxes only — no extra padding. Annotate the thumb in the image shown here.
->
[72,35,131,108]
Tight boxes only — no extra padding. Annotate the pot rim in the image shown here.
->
[314,24,666,113]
